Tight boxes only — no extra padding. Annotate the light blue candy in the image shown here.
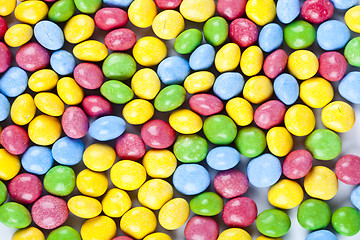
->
[305,230,338,240]
[173,164,210,195]
[103,0,134,8]
[0,67,28,97]
[274,73,299,105]
[259,23,283,52]
[0,93,10,121]
[247,153,282,188]
[52,137,85,166]
[89,115,126,141]
[21,146,53,175]
[351,185,360,210]
[330,0,358,9]
[157,56,190,85]
[50,50,76,75]
[206,146,240,171]
[34,21,64,51]
[276,0,300,24]
[339,72,360,104]
[213,72,244,100]
[189,44,215,70]
[317,20,350,51]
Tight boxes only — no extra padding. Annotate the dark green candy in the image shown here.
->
[203,16,228,46]
[284,20,316,49]
[305,129,342,160]
[332,207,360,236]
[256,209,291,238]
[173,134,208,163]
[203,114,237,145]
[100,80,134,104]
[154,85,186,112]
[297,199,331,231]
[190,192,223,216]
[234,126,266,158]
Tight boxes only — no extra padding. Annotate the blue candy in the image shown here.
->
[103,0,134,8]
[89,115,126,141]
[0,93,10,121]
[189,44,215,70]
[351,185,360,211]
[34,21,64,51]
[330,0,358,9]
[213,72,244,100]
[317,20,350,51]
[157,56,190,85]
[50,50,76,76]
[52,137,85,166]
[247,153,282,188]
[276,0,300,24]
[274,73,299,105]
[0,67,28,97]
[206,146,240,171]
[21,146,53,175]
[259,23,283,52]
[339,72,360,104]
[305,230,338,240]
[173,164,210,195]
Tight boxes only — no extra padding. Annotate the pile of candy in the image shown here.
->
[0,0,360,239]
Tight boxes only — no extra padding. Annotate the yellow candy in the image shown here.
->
[10,94,36,126]
[288,50,319,80]
[184,71,215,94]
[226,97,253,126]
[266,127,293,157]
[345,6,360,33]
[131,68,161,100]
[300,77,334,108]
[304,166,338,200]
[218,228,252,240]
[73,40,108,62]
[110,160,147,191]
[128,0,157,28]
[152,10,185,40]
[76,169,108,197]
[268,179,303,209]
[322,101,355,133]
[240,45,263,76]
[179,0,216,22]
[4,24,33,47]
[257,236,282,240]
[215,43,241,73]
[246,0,276,26]
[102,188,131,218]
[169,109,203,134]
[0,0,16,16]
[11,227,45,240]
[138,179,173,210]
[81,216,117,240]
[68,195,102,219]
[83,143,116,172]
[120,207,157,239]
[28,69,59,92]
[142,149,177,178]
[34,92,65,117]
[0,149,20,181]
[57,77,84,105]
[243,75,273,104]
[133,36,167,67]
[122,99,154,125]
[64,14,95,44]
[158,198,189,230]
[15,1,48,25]
[144,232,172,240]
[284,104,315,137]
[28,115,61,146]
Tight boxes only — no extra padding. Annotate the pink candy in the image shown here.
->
[0,42,11,73]
[105,28,137,51]
[15,42,50,72]
[254,100,286,130]
[222,197,257,228]
[283,150,313,179]
[141,119,176,149]
[154,0,182,9]
[8,173,42,205]
[301,0,334,24]
[263,49,288,79]
[115,133,146,161]
[62,106,89,139]
[217,0,246,20]
[112,237,133,240]
[74,63,104,90]
[213,169,249,199]
[0,125,29,155]
[319,51,347,82]
[229,18,258,48]
[335,154,360,185]
[95,8,128,31]
[0,16,7,39]
[189,94,224,116]
[184,216,219,240]
[82,95,113,118]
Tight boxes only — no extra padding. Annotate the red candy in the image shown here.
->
[0,125,29,155]
[105,28,137,51]
[115,133,146,161]
[213,169,249,199]
[254,100,286,130]
[222,197,257,228]
[283,150,313,179]
[8,173,42,205]
[184,216,219,240]
[15,42,50,72]
[74,63,104,90]
[112,237,133,240]
[141,119,176,149]
[0,16,7,39]
[318,51,347,82]
[0,42,11,73]
[95,8,128,31]
[229,18,258,48]
[61,106,89,139]
[154,0,182,9]
[217,0,246,20]
[31,195,69,229]
[301,0,334,24]
[82,95,113,118]
[263,49,288,79]
[335,154,360,185]
[189,94,224,116]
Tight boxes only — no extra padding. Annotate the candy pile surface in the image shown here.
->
[0,0,360,239]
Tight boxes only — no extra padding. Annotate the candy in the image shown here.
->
[95,8,128,31]
[34,92,64,117]
[169,109,203,134]
[157,56,190,84]
[81,216,116,240]
[105,28,137,51]
[304,166,338,200]
[128,0,157,28]
[16,42,50,72]
[73,40,108,62]
[61,106,88,139]
[0,125,29,155]
[305,129,341,160]
[332,207,360,236]
[318,51,347,82]
[0,93,10,121]
[64,15,95,44]
[322,101,355,133]
[254,100,286,130]
[263,49,288,79]
[180,0,215,22]
[100,80,133,104]
[159,198,190,230]
[203,114,237,145]
[50,50,76,76]
[266,127,293,157]
[284,104,315,136]
[21,146,53,175]
[34,21,64,51]
[74,63,103,90]
[284,20,316,50]
[339,72,360,104]
[173,164,210,195]
[47,226,81,240]
[110,160,146,191]
[344,37,360,67]
[173,134,208,163]
[82,95,113,118]
[48,0,75,22]
[0,67,28,97]
[154,85,186,112]
[259,23,283,52]
[0,149,20,181]
[223,197,257,228]
[219,229,252,240]
[229,18,258,48]
[76,169,107,197]
[207,146,240,170]
[184,216,219,240]
[89,116,126,141]
[297,199,331,230]
[74,0,102,14]
[68,195,102,219]
[217,0,246,20]
[301,0,334,24]
[44,166,75,196]
[52,137,84,166]
[102,188,131,218]
[345,6,360,33]
[8,173,42,204]
[240,46,263,76]
[143,233,171,240]
[215,44,240,73]
[317,20,350,51]
[190,44,215,71]
[28,115,61,146]
[234,126,266,158]
[215,73,243,99]
[243,75,273,104]
[120,207,156,238]
[283,150,313,179]
[190,192,223,216]
[268,179,303,209]
[131,68,161,100]
[276,0,300,24]
[133,36,167,66]
[0,42,10,73]
[0,0,16,16]
[288,50,319,80]
[190,94,223,116]
[28,69,59,92]
[123,99,154,125]
[0,202,31,228]
[257,209,291,238]
[152,10,184,40]
[246,0,276,26]
[352,185,360,210]
[305,230,338,240]
[213,169,249,198]
[4,24,33,47]
[103,53,137,80]
[0,180,7,205]
[103,0,134,8]
[141,119,176,149]
[142,149,177,178]
[335,154,360,185]
[300,77,334,108]
[138,179,173,210]
[12,227,45,240]
[226,97,253,126]
[184,71,215,94]
[83,143,116,172]
[203,17,228,46]
[174,29,203,54]
[154,0,182,9]
[115,133,145,161]
[15,1,48,25]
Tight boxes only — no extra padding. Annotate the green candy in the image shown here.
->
[48,226,81,240]
[174,29,203,54]
[203,114,237,145]
[48,0,76,22]
[100,80,134,104]
[190,192,223,216]
[0,181,7,205]
[203,17,228,46]
[173,134,208,163]
[344,37,360,67]
[284,20,316,49]
[0,202,32,229]
[234,126,266,158]
[256,209,291,238]
[44,166,76,197]
[305,129,341,160]
[154,85,186,112]
[332,207,360,236]
[297,199,331,231]
[102,53,137,81]
[74,0,102,14]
